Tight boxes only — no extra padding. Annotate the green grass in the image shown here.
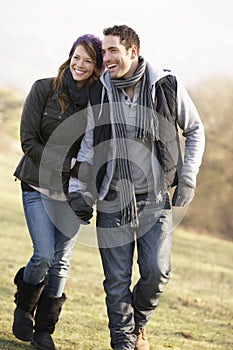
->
[0,135,232,350]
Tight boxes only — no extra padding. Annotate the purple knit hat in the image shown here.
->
[69,34,103,70]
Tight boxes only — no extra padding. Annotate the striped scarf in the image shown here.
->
[110,57,158,226]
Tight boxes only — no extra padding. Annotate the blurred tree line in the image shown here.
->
[184,77,233,240]
[0,88,23,139]
[0,77,232,240]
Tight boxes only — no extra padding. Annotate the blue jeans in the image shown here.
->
[96,191,173,350]
[22,190,80,297]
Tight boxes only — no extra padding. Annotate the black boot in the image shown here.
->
[31,293,66,350]
[12,267,46,341]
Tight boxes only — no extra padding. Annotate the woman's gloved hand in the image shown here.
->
[68,191,94,224]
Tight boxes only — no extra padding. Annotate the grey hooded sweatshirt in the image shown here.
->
[69,62,205,202]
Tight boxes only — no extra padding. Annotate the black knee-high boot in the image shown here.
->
[12,267,47,341]
[31,293,66,350]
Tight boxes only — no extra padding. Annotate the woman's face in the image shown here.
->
[70,44,95,85]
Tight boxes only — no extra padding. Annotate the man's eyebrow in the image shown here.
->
[103,46,118,51]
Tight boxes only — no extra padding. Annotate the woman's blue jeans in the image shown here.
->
[96,191,173,350]
[22,190,80,297]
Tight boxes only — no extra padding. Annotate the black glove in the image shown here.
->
[172,181,195,207]
[68,191,94,224]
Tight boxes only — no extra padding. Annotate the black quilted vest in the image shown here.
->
[89,75,182,195]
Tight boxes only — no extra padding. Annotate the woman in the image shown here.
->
[12,34,103,350]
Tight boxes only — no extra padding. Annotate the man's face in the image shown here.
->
[102,35,136,79]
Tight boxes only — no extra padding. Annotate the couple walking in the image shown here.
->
[12,25,205,350]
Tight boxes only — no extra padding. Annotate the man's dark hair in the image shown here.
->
[103,25,140,52]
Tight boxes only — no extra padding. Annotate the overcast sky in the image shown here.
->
[1,0,233,94]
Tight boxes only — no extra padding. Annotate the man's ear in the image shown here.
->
[130,44,138,59]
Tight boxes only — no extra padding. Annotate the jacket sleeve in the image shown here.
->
[176,78,205,187]
[69,102,95,193]
[20,80,71,173]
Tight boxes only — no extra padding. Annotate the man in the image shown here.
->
[69,25,205,350]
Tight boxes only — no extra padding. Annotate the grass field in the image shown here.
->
[0,134,232,350]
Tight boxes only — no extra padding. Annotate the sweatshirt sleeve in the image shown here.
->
[69,102,95,193]
[176,78,205,187]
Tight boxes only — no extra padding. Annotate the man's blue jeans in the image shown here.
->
[22,190,80,297]
[96,191,173,350]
